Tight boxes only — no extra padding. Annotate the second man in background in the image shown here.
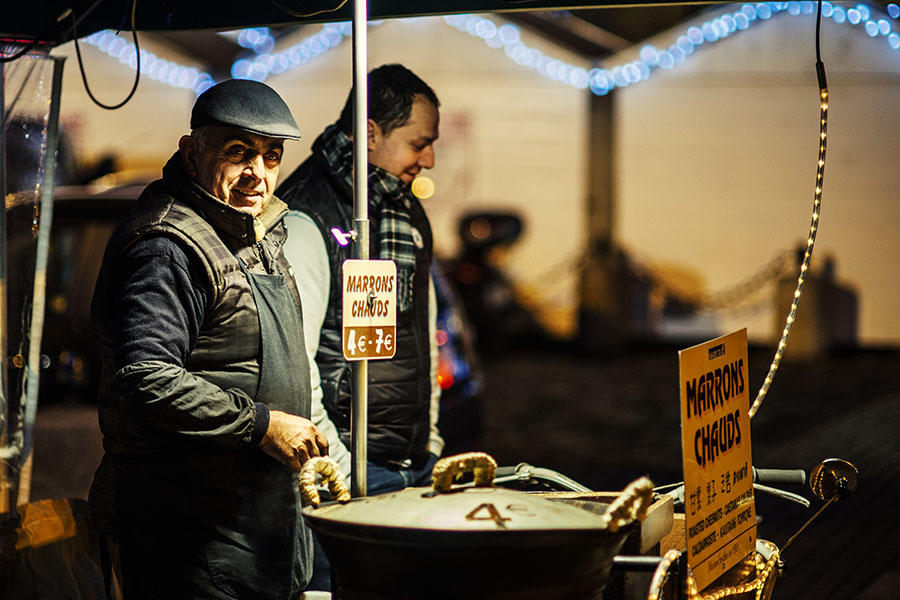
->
[278,64,444,497]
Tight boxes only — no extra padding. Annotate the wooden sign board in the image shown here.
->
[679,329,757,591]
[341,259,397,360]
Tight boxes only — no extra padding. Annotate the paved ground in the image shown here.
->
[24,343,900,599]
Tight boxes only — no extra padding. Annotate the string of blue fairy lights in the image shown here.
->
[79,3,900,97]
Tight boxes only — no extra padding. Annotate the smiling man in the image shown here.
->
[278,64,444,589]
[278,64,443,486]
[180,128,284,217]
[276,64,444,590]
[89,79,327,599]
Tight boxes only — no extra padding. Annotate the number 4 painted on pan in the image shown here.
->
[465,503,511,527]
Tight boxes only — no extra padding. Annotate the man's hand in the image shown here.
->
[259,410,329,472]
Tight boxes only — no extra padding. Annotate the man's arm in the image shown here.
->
[108,235,326,464]
[109,235,264,445]
[284,211,353,479]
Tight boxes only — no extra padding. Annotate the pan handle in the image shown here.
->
[432,452,498,493]
[299,456,352,507]
[601,476,655,532]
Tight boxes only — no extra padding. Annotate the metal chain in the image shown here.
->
[510,244,797,317]
[623,248,796,313]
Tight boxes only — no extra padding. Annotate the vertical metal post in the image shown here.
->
[17,56,65,505]
[579,90,624,352]
[0,62,10,514]
[350,0,369,498]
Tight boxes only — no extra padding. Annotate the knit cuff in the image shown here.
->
[251,402,270,445]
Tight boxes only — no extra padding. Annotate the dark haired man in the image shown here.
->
[89,79,327,599]
[277,64,444,495]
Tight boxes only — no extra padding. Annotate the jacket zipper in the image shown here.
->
[256,241,272,273]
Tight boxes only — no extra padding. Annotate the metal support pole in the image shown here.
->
[579,90,626,352]
[0,62,10,514]
[17,56,65,505]
[350,0,369,498]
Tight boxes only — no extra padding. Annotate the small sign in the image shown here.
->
[679,329,756,591]
[342,259,397,361]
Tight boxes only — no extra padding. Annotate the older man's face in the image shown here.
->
[182,127,284,218]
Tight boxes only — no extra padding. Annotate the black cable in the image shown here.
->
[815,0,822,63]
[73,0,141,110]
[270,0,348,19]
[815,0,827,89]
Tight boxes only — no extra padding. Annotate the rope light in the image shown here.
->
[749,86,827,419]
[648,541,781,600]
[230,22,352,82]
[82,30,215,94]
[749,0,830,419]
[449,2,897,96]
[79,2,896,95]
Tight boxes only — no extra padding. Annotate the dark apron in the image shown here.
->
[115,259,312,599]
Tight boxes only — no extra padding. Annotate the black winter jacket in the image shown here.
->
[277,148,435,468]
[89,154,311,599]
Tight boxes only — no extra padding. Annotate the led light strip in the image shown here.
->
[749,77,828,419]
[81,2,897,95]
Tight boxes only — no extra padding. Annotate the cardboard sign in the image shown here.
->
[341,259,397,360]
[679,329,756,591]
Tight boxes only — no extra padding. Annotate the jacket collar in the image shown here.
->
[161,152,287,243]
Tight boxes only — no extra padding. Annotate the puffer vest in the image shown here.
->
[280,151,434,467]
[92,157,303,457]
[90,158,313,598]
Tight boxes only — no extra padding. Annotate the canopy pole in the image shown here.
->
[17,56,65,505]
[350,0,369,498]
[0,62,10,514]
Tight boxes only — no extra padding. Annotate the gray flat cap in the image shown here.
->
[191,79,301,140]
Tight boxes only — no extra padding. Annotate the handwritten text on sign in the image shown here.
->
[679,329,756,591]
[342,259,397,360]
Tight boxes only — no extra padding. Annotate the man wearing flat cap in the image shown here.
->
[89,79,327,599]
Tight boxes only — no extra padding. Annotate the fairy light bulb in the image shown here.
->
[750,87,828,419]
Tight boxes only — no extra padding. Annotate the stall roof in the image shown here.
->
[8,1,892,75]
[8,1,710,37]
[6,1,896,52]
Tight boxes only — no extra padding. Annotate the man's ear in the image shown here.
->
[178,135,199,178]
[366,119,378,152]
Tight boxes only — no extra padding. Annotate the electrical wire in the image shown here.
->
[270,0,349,19]
[72,0,141,110]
